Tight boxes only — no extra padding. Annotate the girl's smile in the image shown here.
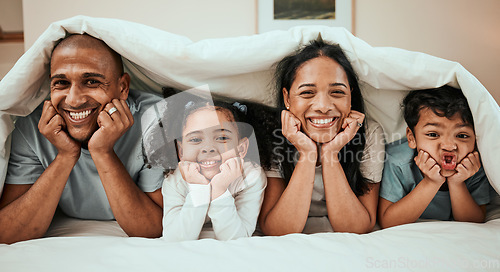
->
[178,107,242,180]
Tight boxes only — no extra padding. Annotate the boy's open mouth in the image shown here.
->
[441,153,457,170]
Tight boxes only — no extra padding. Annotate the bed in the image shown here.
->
[0,16,499,271]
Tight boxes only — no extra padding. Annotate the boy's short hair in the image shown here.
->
[403,85,474,132]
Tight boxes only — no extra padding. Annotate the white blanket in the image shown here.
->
[1,16,499,194]
[0,16,499,271]
[1,217,500,271]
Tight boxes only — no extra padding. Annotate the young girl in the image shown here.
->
[161,97,267,242]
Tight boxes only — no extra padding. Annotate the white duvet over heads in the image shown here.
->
[0,15,499,196]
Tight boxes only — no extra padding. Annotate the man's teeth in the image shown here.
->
[311,118,334,124]
[69,110,92,120]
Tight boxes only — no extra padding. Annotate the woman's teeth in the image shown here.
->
[69,110,92,120]
[310,118,334,124]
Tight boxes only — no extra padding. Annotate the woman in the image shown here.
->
[259,40,385,235]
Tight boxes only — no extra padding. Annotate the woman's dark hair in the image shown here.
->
[403,85,474,132]
[273,39,369,196]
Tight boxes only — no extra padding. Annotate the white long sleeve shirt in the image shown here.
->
[162,161,266,241]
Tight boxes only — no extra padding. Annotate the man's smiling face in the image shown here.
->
[49,35,128,143]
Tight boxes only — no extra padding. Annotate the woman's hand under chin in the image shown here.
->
[321,110,365,157]
[281,110,317,157]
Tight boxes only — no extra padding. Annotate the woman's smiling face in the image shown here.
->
[283,56,351,143]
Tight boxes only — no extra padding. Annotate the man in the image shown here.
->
[0,34,164,244]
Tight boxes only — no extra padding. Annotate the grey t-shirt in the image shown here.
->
[6,89,164,220]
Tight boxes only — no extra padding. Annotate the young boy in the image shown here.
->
[378,85,490,228]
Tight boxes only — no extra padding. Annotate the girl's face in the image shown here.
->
[283,56,352,143]
[178,107,246,180]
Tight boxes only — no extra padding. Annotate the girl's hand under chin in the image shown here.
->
[210,157,244,199]
[178,161,209,185]
[322,110,365,156]
[281,110,317,156]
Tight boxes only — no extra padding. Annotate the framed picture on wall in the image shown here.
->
[257,0,352,33]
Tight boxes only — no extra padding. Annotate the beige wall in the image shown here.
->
[0,43,24,79]
[22,0,256,48]
[354,0,500,103]
[0,0,23,31]
[0,0,24,79]
[14,0,500,103]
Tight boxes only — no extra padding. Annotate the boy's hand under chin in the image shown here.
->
[414,150,446,185]
[179,161,209,185]
[447,151,481,185]
[210,157,244,199]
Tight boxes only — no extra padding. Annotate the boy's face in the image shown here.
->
[178,108,245,180]
[407,108,476,177]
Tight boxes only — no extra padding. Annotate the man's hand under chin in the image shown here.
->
[88,99,134,154]
[38,100,81,159]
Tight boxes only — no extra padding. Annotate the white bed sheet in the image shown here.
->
[1,16,500,272]
[0,191,491,271]
[2,219,500,272]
